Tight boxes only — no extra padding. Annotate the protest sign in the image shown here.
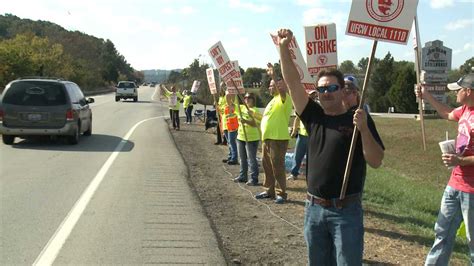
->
[208,41,245,94]
[305,23,337,75]
[270,33,316,93]
[191,80,201,93]
[206,68,217,94]
[346,0,419,44]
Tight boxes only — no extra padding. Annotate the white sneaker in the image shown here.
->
[287,174,297,181]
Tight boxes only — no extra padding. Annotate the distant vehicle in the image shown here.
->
[0,77,94,145]
[115,81,138,102]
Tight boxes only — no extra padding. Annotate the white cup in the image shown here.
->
[439,139,455,154]
[439,139,455,169]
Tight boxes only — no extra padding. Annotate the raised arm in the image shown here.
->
[415,85,455,120]
[161,84,171,96]
[278,28,308,115]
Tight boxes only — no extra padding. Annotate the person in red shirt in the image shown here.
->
[416,73,474,265]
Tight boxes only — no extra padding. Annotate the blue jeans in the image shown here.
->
[291,134,308,177]
[425,186,474,265]
[304,198,364,265]
[237,139,259,183]
[225,130,238,162]
[185,105,193,123]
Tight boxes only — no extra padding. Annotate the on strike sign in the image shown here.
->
[270,33,316,93]
[305,23,337,75]
[346,0,419,44]
[208,41,245,94]
[206,68,217,95]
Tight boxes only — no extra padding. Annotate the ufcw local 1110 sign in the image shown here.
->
[346,0,419,44]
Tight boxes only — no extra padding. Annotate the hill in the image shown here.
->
[0,14,141,91]
[142,69,182,84]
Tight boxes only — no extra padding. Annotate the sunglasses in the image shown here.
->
[317,84,340,93]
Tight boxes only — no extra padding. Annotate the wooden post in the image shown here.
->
[229,79,249,142]
[414,15,427,151]
[340,40,378,200]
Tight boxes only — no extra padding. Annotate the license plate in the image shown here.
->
[28,113,42,121]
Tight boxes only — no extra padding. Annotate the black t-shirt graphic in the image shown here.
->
[299,100,384,199]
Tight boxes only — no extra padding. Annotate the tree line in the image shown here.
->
[168,53,473,112]
[0,14,143,93]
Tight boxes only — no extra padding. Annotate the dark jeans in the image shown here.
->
[291,134,308,177]
[185,105,193,123]
[237,139,259,183]
[224,130,238,162]
[169,109,179,129]
[304,198,364,265]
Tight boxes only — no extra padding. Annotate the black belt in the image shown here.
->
[307,193,361,209]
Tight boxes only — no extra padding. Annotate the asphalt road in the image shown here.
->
[0,86,224,265]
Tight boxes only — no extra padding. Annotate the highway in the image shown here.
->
[0,86,224,265]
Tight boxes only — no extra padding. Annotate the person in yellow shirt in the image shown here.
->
[183,90,193,124]
[234,93,262,185]
[255,78,293,204]
[161,84,183,130]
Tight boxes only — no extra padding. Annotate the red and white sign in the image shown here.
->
[191,80,201,93]
[223,60,245,94]
[206,68,217,94]
[208,41,245,94]
[305,23,338,75]
[270,33,316,93]
[346,0,419,44]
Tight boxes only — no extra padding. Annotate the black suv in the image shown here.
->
[0,78,94,145]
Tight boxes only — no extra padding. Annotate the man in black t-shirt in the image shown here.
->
[278,28,385,265]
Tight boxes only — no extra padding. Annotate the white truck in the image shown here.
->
[115,81,138,102]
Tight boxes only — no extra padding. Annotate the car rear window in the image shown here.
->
[2,81,67,106]
[117,82,135,88]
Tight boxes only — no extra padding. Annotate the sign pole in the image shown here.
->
[213,94,223,139]
[414,15,427,151]
[340,40,378,200]
[229,79,249,142]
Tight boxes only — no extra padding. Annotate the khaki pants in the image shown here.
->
[262,139,289,199]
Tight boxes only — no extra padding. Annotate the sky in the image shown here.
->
[1,0,473,71]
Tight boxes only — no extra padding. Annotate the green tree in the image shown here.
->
[388,63,417,113]
[460,57,474,75]
[368,52,394,112]
[167,70,182,84]
[339,60,357,75]
[242,67,265,87]
[101,40,120,83]
[0,34,74,88]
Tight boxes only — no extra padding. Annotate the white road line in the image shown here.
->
[151,86,159,101]
[33,116,166,266]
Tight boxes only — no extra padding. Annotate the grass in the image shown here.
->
[364,117,469,260]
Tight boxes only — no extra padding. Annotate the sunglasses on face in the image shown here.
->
[317,84,340,93]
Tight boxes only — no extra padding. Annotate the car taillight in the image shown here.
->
[66,109,74,121]
[0,109,4,122]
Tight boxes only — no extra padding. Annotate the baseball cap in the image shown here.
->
[308,90,317,95]
[344,75,359,89]
[447,73,474,91]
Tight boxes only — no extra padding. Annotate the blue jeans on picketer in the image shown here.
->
[425,185,474,265]
[291,134,308,177]
[304,197,364,266]
[225,130,238,163]
[185,105,193,123]
[237,139,259,183]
